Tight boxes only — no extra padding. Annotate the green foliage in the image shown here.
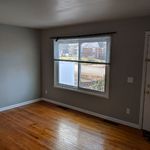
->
[90,80,105,92]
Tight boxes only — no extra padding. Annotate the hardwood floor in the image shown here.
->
[0,101,150,150]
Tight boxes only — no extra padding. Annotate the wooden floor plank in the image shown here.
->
[0,101,150,150]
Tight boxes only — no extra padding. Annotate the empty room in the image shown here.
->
[0,0,150,149]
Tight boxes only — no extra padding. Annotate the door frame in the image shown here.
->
[139,31,150,129]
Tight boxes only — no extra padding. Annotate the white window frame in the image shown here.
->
[53,36,111,98]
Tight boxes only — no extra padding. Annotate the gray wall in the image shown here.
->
[0,24,41,108]
[41,16,150,124]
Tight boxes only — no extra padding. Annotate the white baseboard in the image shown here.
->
[42,98,140,129]
[0,97,140,129]
[0,98,41,112]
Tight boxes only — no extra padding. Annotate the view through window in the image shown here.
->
[54,36,111,97]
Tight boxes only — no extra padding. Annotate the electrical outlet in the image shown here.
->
[45,90,48,94]
[127,77,134,83]
[126,108,130,115]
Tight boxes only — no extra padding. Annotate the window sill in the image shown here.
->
[54,84,109,99]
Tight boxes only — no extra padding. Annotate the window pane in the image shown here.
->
[54,41,79,60]
[79,63,106,92]
[80,39,110,63]
[56,61,78,87]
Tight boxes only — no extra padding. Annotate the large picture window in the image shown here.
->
[54,36,111,98]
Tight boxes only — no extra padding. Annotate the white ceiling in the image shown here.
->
[0,0,150,29]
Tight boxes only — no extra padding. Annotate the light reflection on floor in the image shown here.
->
[56,119,105,150]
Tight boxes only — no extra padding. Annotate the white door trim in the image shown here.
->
[139,31,150,129]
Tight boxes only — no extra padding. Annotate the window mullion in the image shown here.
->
[78,41,81,88]
[54,59,110,65]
